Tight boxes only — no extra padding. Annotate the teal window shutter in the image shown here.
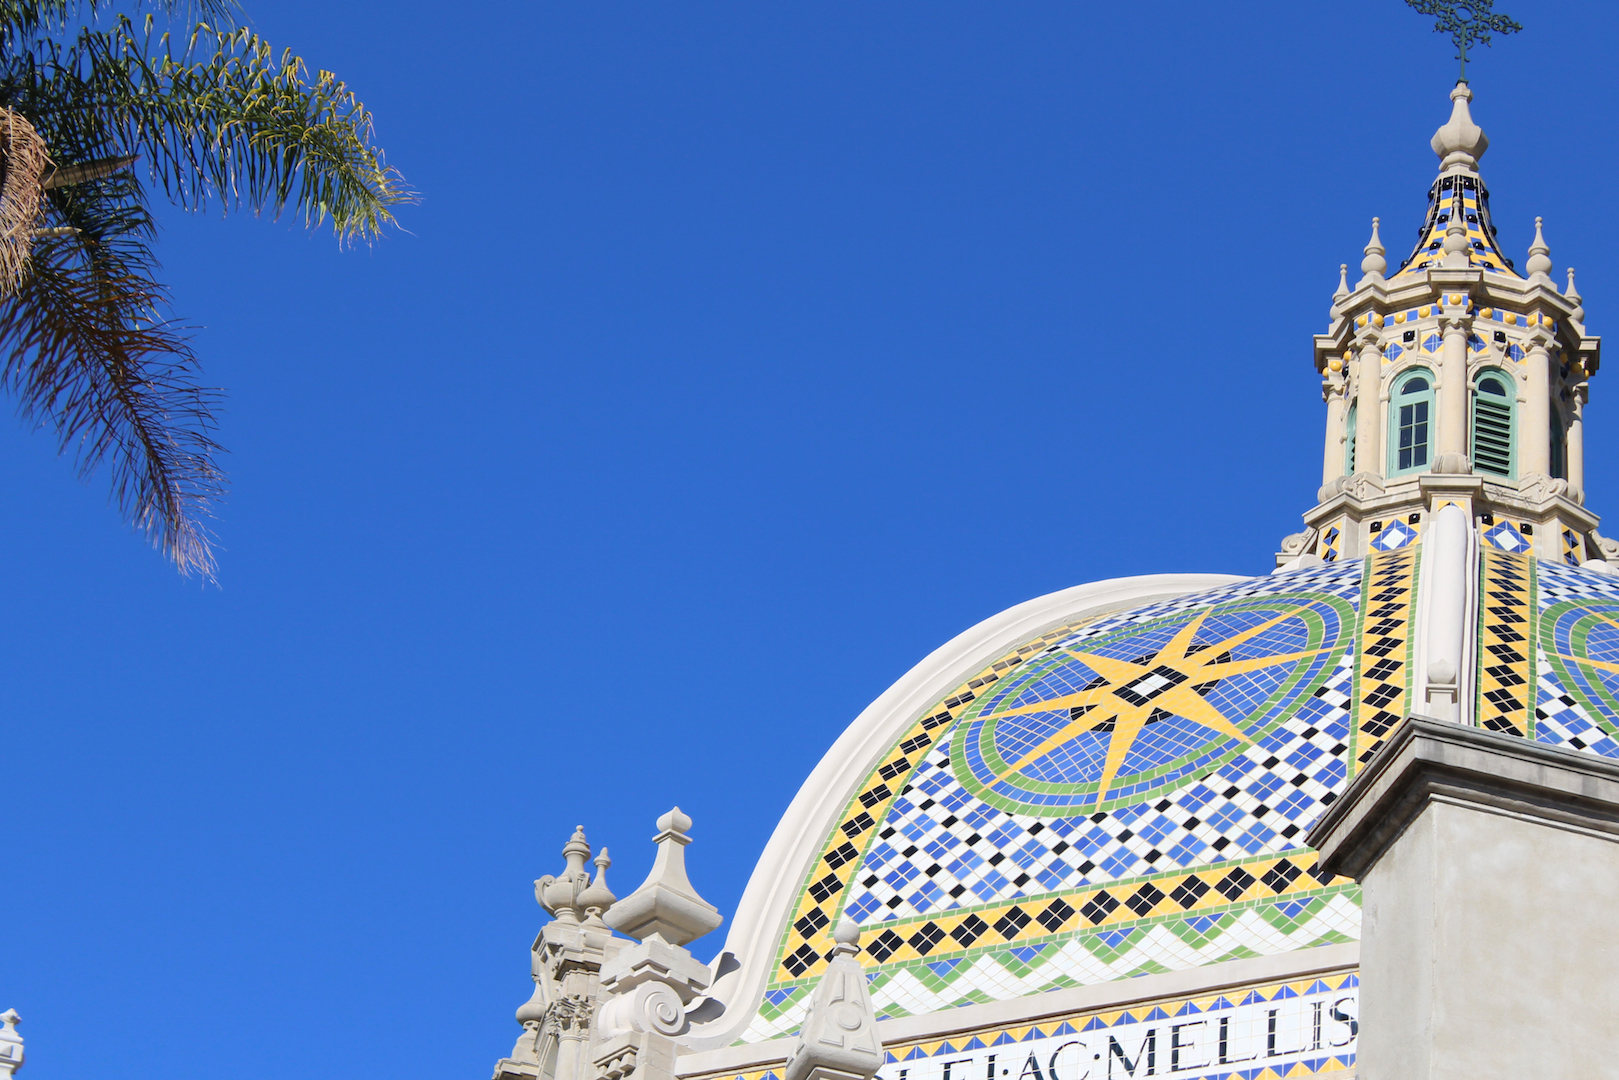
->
[1471,372,1514,478]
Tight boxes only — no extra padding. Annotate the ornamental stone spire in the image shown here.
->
[1360,218,1387,284]
[1526,216,1553,282]
[783,922,883,1080]
[604,808,722,946]
[1567,267,1586,328]
[593,809,730,1080]
[493,812,744,1080]
[496,826,625,1080]
[1286,81,1606,569]
[1431,82,1488,172]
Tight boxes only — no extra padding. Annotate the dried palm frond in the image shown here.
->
[42,154,135,190]
[0,108,47,295]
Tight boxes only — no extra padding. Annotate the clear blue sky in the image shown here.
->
[6,2,1615,1078]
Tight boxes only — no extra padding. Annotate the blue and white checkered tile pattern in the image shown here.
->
[1531,560,1619,759]
[1043,561,1364,635]
[1536,559,1619,606]
[1533,649,1619,757]
[842,564,1362,926]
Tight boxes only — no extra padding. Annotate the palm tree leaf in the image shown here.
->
[0,230,223,577]
[0,3,408,576]
[16,16,413,241]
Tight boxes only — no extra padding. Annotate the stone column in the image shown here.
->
[1569,384,1587,500]
[1356,338,1385,478]
[1322,367,1348,488]
[1415,504,1473,721]
[1520,333,1552,478]
[1309,718,1619,1080]
[1436,304,1471,469]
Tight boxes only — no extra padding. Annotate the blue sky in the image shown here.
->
[6,2,1617,1078]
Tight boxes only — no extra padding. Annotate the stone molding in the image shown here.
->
[1307,716,1619,881]
[673,942,1360,1078]
[683,573,1246,1051]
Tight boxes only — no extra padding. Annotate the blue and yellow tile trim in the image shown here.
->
[707,972,1359,1080]
[1392,172,1517,278]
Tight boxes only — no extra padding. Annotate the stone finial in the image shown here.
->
[1431,82,1488,173]
[535,825,595,924]
[1567,268,1586,325]
[1527,217,1553,281]
[1360,219,1386,283]
[1441,205,1470,266]
[595,814,722,1049]
[577,847,618,929]
[604,808,723,946]
[783,922,883,1080]
[1330,264,1350,321]
[0,1010,22,1079]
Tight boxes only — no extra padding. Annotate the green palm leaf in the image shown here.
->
[0,0,412,577]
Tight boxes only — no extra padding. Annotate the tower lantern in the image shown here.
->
[1285,81,1605,568]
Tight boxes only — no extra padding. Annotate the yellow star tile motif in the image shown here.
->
[951,598,1353,814]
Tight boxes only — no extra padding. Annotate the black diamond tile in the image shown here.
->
[1125,883,1166,917]
[950,913,989,947]
[1080,891,1121,924]
[1215,867,1255,901]
[1036,898,1076,931]
[993,906,1032,939]
[1168,876,1211,909]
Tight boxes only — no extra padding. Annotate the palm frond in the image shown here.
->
[0,0,240,51]
[0,231,222,577]
[0,107,48,290]
[17,16,414,241]
[0,3,407,576]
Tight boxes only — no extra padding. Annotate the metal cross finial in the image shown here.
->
[1405,0,1523,82]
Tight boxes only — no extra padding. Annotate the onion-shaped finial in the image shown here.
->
[1431,82,1488,173]
[1566,267,1585,324]
[1527,217,1553,281]
[1360,218,1386,282]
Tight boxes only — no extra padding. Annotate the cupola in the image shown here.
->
[1290,82,1606,569]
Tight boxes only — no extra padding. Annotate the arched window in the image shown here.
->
[1471,370,1515,478]
[1389,370,1434,477]
[1344,401,1358,475]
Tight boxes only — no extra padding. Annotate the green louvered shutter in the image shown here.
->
[1473,377,1513,477]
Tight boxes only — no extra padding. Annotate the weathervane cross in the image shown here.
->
[1405,0,1522,82]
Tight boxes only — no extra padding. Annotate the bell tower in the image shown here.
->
[1280,81,1606,568]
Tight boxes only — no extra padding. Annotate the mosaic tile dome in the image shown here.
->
[738,547,1619,1044]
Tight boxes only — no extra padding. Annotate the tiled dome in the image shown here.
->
[735,547,1619,1045]
[745,562,1367,1042]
